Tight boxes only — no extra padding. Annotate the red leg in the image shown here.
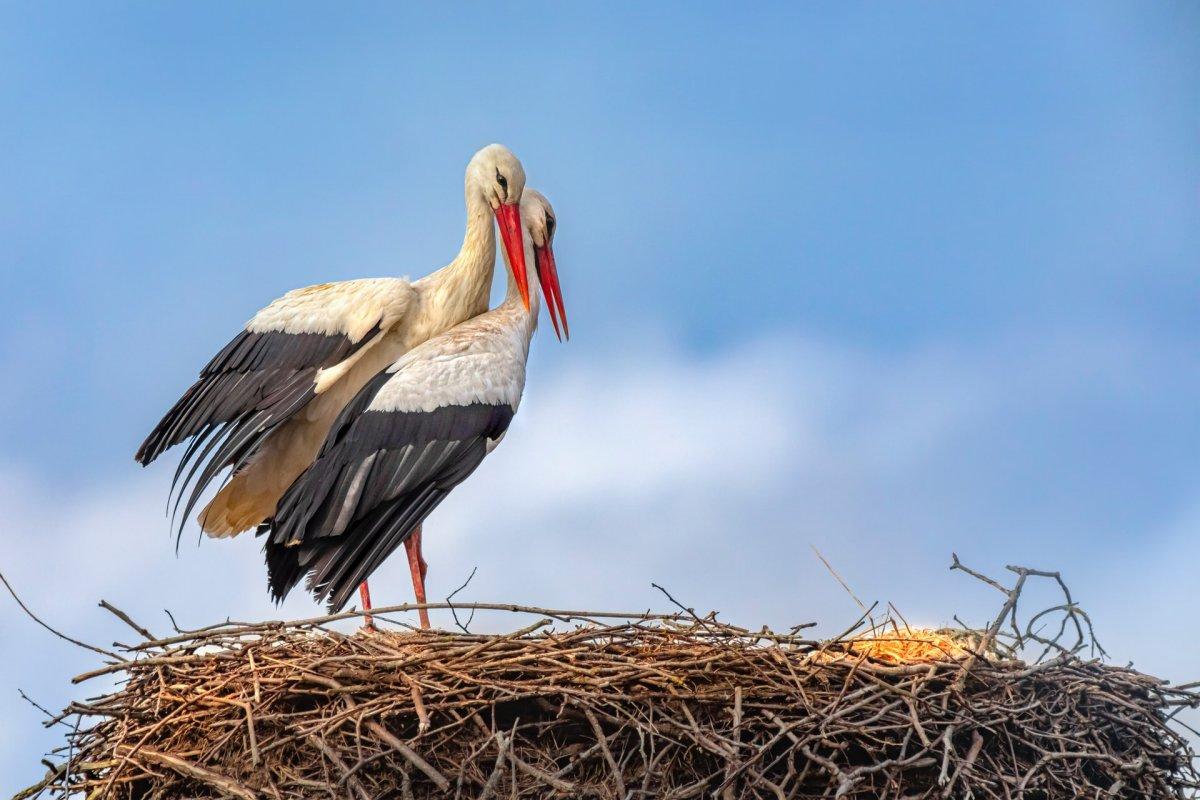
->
[404,526,430,630]
[414,527,428,582]
[358,581,375,632]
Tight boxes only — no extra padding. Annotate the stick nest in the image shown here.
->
[16,563,1200,799]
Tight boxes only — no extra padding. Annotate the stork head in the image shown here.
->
[466,144,530,308]
[520,189,569,341]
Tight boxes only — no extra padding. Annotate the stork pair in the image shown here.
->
[136,145,566,629]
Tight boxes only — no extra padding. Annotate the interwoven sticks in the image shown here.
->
[15,563,1200,799]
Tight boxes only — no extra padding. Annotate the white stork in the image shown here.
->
[263,190,565,627]
[136,144,530,558]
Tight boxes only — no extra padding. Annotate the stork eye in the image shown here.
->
[495,170,508,190]
[546,216,556,236]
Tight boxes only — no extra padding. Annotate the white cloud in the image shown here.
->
[2,329,1197,787]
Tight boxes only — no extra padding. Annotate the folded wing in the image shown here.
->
[135,278,414,535]
[264,330,525,612]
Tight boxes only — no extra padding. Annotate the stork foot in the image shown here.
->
[359,581,376,633]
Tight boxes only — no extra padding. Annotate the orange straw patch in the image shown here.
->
[828,628,979,664]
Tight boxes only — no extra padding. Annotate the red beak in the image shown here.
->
[535,243,569,341]
[495,202,530,310]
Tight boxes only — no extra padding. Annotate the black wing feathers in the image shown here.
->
[136,329,366,465]
[264,400,513,611]
[135,325,380,538]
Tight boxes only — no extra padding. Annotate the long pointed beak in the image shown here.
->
[535,243,569,341]
[495,202,530,310]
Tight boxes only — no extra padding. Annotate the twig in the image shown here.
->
[811,545,870,615]
[308,734,371,800]
[17,689,68,728]
[0,570,124,661]
[365,720,451,791]
[98,600,156,642]
[132,746,258,800]
[476,731,508,800]
[128,602,687,651]
[445,566,478,634]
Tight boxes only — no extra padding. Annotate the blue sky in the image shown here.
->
[2,2,1198,787]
